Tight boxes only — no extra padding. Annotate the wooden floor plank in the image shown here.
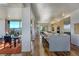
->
[0,34,79,56]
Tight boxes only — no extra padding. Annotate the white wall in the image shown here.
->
[0,20,5,36]
[31,10,36,40]
[8,8,22,20]
[31,19,36,40]
[22,6,31,52]
[71,9,79,46]
[0,7,7,19]
[0,7,7,36]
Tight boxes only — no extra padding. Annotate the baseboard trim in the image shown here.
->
[21,51,31,56]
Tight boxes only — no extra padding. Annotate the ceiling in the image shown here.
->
[0,3,30,19]
[0,3,30,8]
[31,3,79,23]
[0,3,79,23]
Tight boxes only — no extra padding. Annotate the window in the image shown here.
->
[74,23,79,34]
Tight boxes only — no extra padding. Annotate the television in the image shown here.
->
[9,21,21,29]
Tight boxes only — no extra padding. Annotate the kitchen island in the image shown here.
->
[41,32,70,55]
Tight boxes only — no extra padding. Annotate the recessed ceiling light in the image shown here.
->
[62,12,65,17]
[8,16,10,18]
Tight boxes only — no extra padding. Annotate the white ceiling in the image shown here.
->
[0,3,79,22]
[0,3,30,19]
[31,3,79,23]
[0,3,8,7]
[0,3,30,8]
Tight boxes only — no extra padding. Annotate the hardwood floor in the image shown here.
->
[32,34,79,56]
[33,35,40,56]
[0,34,79,56]
[70,44,79,56]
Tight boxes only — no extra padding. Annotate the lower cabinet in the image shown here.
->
[42,37,49,49]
